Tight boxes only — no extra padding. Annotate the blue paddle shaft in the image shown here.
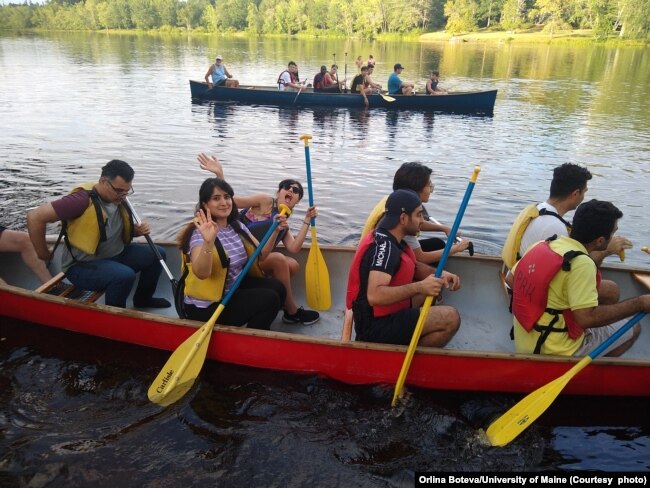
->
[589,312,645,359]
[219,214,284,307]
[303,142,316,226]
[433,179,477,278]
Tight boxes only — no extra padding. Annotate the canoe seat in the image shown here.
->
[36,272,105,304]
[632,272,650,292]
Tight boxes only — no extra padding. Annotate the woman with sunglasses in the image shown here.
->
[197,153,320,325]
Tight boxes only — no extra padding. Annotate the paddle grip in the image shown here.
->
[220,205,291,307]
[300,134,316,227]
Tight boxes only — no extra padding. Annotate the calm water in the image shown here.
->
[1,33,650,482]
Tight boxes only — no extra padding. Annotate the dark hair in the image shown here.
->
[431,70,440,76]
[360,66,368,72]
[320,65,327,72]
[288,61,297,67]
[570,199,622,244]
[550,163,592,199]
[331,64,338,70]
[101,160,134,182]
[278,179,304,200]
[392,162,433,193]
[177,177,241,251]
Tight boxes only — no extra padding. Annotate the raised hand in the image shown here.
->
[197,153,224,179]
[194,208,218,244]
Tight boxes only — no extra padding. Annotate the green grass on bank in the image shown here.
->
[420,28,648,46]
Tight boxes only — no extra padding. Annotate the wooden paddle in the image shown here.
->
[300,134,331,310]
[391,166,481,407]
[486,312,646,447]
[125,198,178,295]
[642,246,649,255]
[380,93,396,102]
[148,204,291,407]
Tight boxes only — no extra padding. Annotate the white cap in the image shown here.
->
[216,54,223,60]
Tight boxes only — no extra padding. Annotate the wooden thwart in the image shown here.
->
[36,272,104,303]
[632,272,650,292]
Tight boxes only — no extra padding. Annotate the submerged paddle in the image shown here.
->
[148,204,292,407]
[300,134,331,310]
[125,198,178,295]
[392,166,481,407]
[486,312,646,447]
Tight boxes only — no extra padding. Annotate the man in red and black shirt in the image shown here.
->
[346,189,461,346]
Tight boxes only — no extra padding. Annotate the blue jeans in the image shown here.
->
[65,243,166,308]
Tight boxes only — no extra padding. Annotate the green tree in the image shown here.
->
[130,0,160,29]
[617,0,650,39]
[500,0,526,29]
[444,0,479,33]
[177,0,208,29]
[153,0,178,27]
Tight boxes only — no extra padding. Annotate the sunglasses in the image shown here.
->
[281,183,302,196]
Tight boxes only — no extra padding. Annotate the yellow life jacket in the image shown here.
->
[183,224,264,303]
[65,182,133,255]
[501,204,570,269]
[361,195,388,239]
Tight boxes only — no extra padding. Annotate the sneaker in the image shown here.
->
[282,306,320,325]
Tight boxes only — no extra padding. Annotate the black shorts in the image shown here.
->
[215,79,227,87]
[362,308,421,345]
[390,88,404,96]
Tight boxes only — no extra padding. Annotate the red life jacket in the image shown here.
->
[277,70,297,88]
[346,230,417,318]
[313,72,325,90]
[512,240,601,352]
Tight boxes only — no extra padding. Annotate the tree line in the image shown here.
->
[0,0,647,40]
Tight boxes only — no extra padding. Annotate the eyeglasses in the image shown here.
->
[282,183,302,196]
[105,179,134,196]
[427,181,434,191]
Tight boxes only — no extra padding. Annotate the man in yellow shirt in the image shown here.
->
[511,199,648,356]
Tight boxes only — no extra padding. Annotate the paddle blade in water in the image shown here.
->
[148,316,216,406]
[486,357,591,446]
[305,227,331,310]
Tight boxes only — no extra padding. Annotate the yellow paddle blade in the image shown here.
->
[486,356,592,446]
[391,295,434,406]
[148,306,222,406]
[305,226,331,311]
[380,93,396,102]
[641,246,649,255]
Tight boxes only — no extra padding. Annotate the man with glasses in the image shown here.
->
[27,160,171,309]
[361,162,471,266]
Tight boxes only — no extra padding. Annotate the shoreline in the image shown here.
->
[419,29,648,46]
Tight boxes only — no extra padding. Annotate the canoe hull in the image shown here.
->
[2,247,649,398]
[189,81,497,115]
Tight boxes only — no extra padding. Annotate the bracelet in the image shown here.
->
[303,221,310,227]
[202,248,213,254]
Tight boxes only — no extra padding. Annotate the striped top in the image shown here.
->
[185,224,254,308]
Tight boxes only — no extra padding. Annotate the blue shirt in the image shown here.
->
[388,72,402,94]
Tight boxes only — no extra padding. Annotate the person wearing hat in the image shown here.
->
[205,55,239,89]
[346,189,462,346]
[388,63,414,96]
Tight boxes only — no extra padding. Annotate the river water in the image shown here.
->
[1,34,650,483]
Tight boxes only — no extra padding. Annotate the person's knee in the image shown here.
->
[598,280,619,304]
